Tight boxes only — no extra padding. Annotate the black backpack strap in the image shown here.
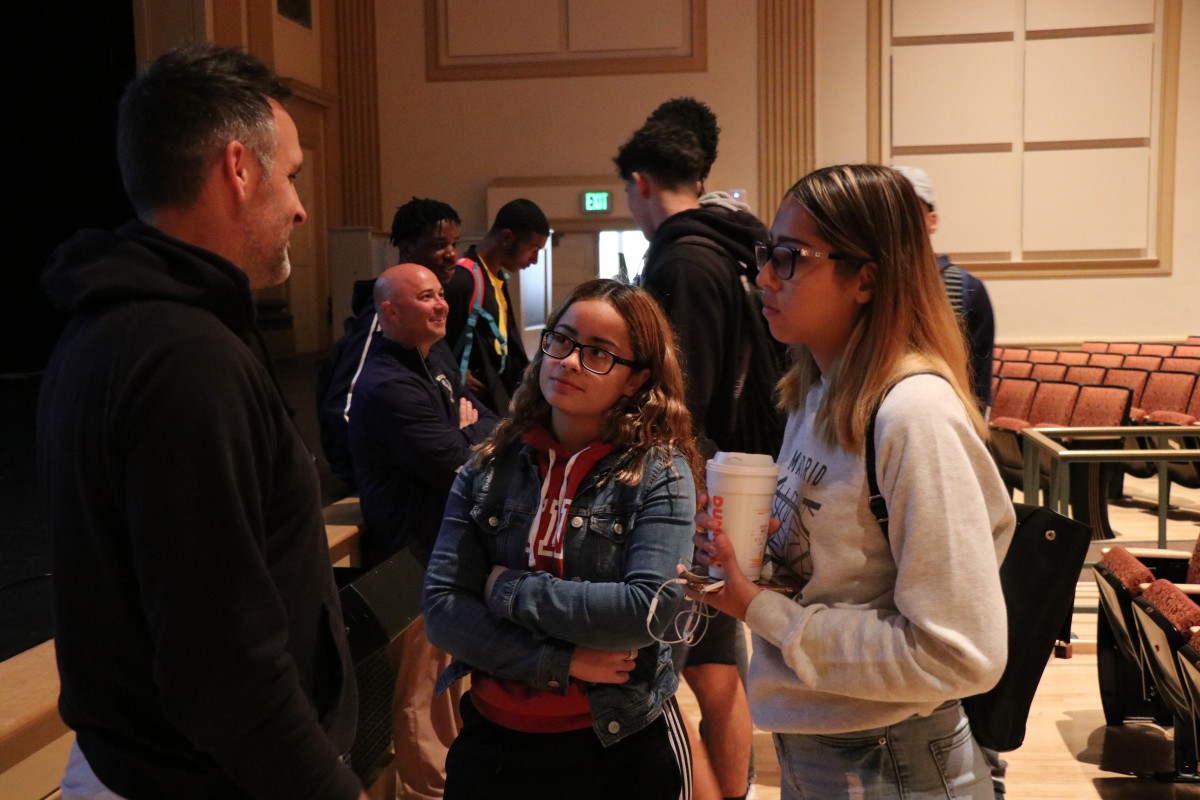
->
[864,407,890,539]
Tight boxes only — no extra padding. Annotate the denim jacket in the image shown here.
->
[422,441,696,746]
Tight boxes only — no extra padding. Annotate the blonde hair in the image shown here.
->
[775,164,985,450]
[474,279,702,488]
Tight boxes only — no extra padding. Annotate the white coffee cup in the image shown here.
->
[705,452,779,581]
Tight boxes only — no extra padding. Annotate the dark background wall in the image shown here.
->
[1,3,135,660]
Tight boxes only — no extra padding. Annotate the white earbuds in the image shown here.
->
[644,575,719,646]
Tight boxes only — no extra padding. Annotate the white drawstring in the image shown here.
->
[526,449,557,567]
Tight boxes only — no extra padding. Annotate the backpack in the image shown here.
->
[670,235,787,454]
[450,257,505,384]
[864,375,1091,751]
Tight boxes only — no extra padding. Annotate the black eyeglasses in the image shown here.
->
[540,330,641,375]
[754,241,855,280]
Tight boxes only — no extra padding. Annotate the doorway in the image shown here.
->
[598,229,650,283]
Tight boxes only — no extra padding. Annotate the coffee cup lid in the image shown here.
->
[706,451,779,479]
[710,451,776,468]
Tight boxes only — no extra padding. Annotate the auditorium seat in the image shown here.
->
[1179,633,1200,766]
[1103,368,1151,411]
[1162,357,1200,374]
[990,380,1080,497]
[1029,380,1083,430]
[1002,347,1030,361]
[1120,371,1197,484]
[991,377,1038,421]
[987,377,1038,492]
[1065,365,1107,386]
[998,360,1034,378]
[1031,362,1068,381]
[1147,379,1200,426]
[1124,354,1163,372]
[1070,384,1132,428]
[1057,350,1091,365]
[1145,381,1200,501]
[1132,580,1200,780]
[1094,546,1185,725]
[1140,343,1177,357]
[1140,371,1199,420]
[1089,352,1125,368]
[1060,385,1132,539]
[1029,348,1060,363]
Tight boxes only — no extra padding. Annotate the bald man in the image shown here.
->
[347,264,497,799]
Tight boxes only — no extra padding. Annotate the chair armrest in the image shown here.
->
[1146,410,1198,426]
[1117,547,1192,560]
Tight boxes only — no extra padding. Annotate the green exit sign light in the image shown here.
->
[581,191,611,214]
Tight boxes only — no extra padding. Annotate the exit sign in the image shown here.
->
[581,191,611,214]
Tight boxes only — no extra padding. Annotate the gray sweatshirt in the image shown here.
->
[747,372,1015,733]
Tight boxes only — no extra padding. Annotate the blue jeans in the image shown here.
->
[61,742,128,800]
[772,701,992,799]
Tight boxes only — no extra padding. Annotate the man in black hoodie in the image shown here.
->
[38,45,364,800]
[616,114,784,800]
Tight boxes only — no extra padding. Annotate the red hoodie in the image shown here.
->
[470,428,615,733]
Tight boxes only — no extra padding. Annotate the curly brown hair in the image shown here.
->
[474,279,702,489]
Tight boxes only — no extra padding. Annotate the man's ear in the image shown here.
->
[222,139,256,202]
[631,171,653,199]
[925,209,939,235]
[854,262,878,305]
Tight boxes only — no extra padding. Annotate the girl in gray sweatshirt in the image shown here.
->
[692,164,1014,800]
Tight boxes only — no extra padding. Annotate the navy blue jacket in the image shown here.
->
[937,255,996,409]
[348,337,497,566]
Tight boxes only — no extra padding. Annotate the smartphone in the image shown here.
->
[679,568,725,593]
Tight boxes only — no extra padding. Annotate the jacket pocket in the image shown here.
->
[469,502,532,561]
[573,510,632,579]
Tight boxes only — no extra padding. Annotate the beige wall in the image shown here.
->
[374,0,1197,343]
[812,0,1198,344]
[374,1,761,237]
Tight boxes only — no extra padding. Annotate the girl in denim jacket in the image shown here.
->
[423,279,703,799]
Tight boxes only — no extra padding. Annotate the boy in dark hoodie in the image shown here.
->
[615,105,784,800]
